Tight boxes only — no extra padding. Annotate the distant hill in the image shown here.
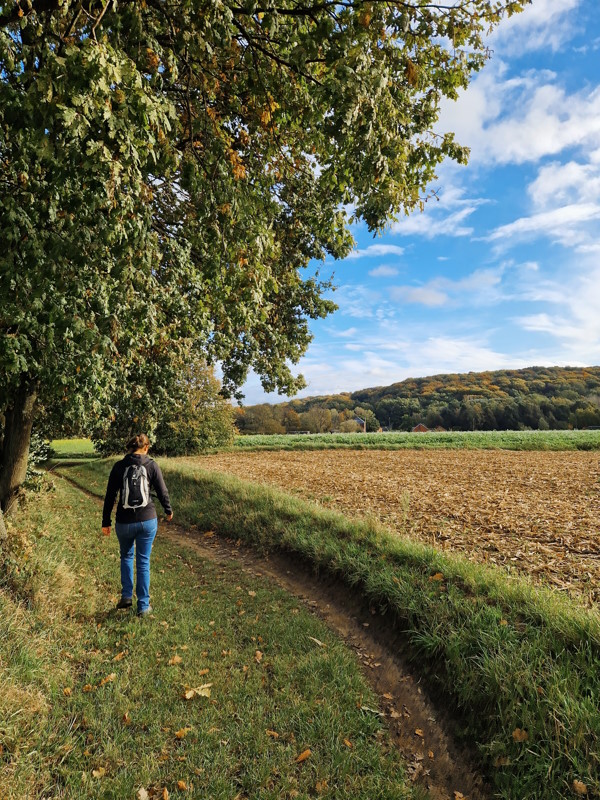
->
[235,366,600,434]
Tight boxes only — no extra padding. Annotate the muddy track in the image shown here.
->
[60,473,491,800]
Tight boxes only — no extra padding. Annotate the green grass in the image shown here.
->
[50,438,97,458]
[0,478,419,800]
[233,429,600,451]
[58,457,600,799]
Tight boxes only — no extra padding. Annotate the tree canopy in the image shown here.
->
[0,0,528,509]
[237,366,600,433]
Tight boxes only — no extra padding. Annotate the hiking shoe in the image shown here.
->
[137,605,153,618]
[116,597,133,610]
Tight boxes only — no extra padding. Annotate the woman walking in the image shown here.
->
[102,434,173,616]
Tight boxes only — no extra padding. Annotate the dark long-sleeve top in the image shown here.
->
[102,453,172,527]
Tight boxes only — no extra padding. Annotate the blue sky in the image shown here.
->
[242,0,600,405]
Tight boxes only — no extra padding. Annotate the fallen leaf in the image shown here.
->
[177,780,188,790]
[92,767,106,779]
[499,619,508,627]
[266,730,279,739]
[453,793,466,800]
[168,655,183,666]
[573,780,588,796]
[183,683,212,700]
[295,748,311,763]
[494,755,510,767]
[137,789,149,800]
[113,651,126,661]
[430,572,444,581]
[512,728,529,742]
[83,684,94,693]
[343,739,353,748]
[175,727,192,739]
[99,673,116,687]
[308,636,326,648]
[316,779,328,793]
[63,687,72,697]
[162,789,170,800]
[255,650,263,663]
[428,750,434,759]
[123,711,131,725]
[415,728,424,738]
[248,590,256,597]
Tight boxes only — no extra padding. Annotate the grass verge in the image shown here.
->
[58,458,600,800]
[0,477,419,800]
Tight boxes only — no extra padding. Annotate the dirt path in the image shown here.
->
[61,473,490,800]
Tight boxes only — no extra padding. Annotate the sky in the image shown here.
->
[241,0,600,405]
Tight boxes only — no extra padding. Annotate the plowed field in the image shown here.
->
[189,450,600,601]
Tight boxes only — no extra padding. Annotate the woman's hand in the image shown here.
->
[165,513,173,522]
[102,526,111,536]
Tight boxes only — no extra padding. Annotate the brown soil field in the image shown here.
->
[189,450,600,602]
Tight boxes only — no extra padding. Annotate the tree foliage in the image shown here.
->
[238,366,600,433]
[0,0,528,507]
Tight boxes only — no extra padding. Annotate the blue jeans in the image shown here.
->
[115,518,158,612]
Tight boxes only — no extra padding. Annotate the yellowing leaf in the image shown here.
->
[512,728,529,742]
[295,748,311,763]
[183,683,212,700]
[573,780,588,796]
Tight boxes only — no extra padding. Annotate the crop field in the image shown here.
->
[188,448,600,602]
[234,429,600,451]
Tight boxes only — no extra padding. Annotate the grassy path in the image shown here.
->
[53,457,600,800]
[1,478,423,800]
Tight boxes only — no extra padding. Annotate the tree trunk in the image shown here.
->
[0,379,38,514]
[0,507,6,540]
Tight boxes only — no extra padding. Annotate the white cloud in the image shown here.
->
[332,327,358,338]
[486,202,600,248]
[391,286,448,307]
[528,161,600,210]
[491,0,582,54]
[332,285,393,320]
[390,268,505,308]
[514,261,600,363]
[439,62,600,167]
[345,244,405,259]
[369,265,400,278]
[391,184,487,239]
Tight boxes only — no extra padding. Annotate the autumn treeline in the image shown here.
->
[235,366,600,434]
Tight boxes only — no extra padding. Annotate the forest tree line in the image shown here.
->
[235,366,600,435]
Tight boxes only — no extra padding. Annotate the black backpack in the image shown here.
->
[121,463,150,509]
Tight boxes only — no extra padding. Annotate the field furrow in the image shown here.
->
[188,450,600,601]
